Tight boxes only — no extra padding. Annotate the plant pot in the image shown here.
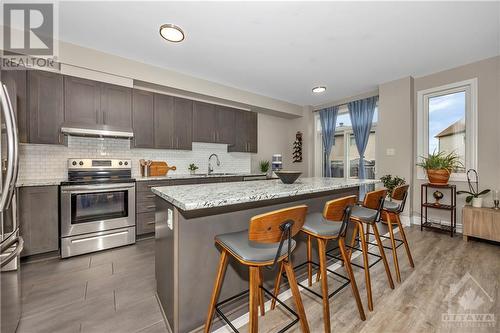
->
[472,197,482,208]
[426,169,451,185]
[189,170,196,175]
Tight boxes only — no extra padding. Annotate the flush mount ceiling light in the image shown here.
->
[159,24,185,43]
[312,86,327,94]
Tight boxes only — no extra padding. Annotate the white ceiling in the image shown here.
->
[58,1,500,106]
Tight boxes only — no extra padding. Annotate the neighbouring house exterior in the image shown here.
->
[435,118,466,171]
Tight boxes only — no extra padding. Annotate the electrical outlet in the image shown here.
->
[386,148,396,156]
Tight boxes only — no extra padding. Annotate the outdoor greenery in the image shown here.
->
[259,160,270,173]
[457,169,490,203]
[380,175,406,199]
[416,151,462,172]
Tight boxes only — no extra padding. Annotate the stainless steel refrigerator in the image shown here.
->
[0,82,22,333]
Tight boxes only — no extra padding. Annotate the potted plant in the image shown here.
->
[457,169,490,208]
[188,163,198,175]
[416,151,462,185]
[259,160,270,178]
[380,175,406,201]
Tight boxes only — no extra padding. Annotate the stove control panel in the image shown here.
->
[68,158,132,170]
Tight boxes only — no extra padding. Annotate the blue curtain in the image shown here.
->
[348,96,378,198]
[319,106,339,177]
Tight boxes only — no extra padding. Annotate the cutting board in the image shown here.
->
[149,162,176,176]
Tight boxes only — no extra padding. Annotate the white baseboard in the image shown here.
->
[410,214,463,234]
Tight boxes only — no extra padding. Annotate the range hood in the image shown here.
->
[61,123,134,139]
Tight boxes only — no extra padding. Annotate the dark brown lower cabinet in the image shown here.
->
[18,186,59,257]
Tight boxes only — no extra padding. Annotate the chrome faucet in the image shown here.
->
[208,153,220,175]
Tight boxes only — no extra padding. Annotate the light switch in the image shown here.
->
[386,148,396,156]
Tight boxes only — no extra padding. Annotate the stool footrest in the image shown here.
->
[326,245,383,269]
[366,232,404,250]
[215,285,299,333]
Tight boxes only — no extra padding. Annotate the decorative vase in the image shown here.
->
[433,190,444,205]
[472,197,482,208]
[427,169,451,185]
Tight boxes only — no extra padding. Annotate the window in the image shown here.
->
[417,79,477,181]
[314,106,378,186]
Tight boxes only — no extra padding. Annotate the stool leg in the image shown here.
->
[249,266,260,333]
[395,213,415,268]
[270,261,284,310]
[204,250,229,333]
[372,223,395,290]
[317,238,331,333]
[357,222,373,311]
[347,222,359,263]
[307,235,313,287]
[258,267,265,316]
[387,213,401,283]
[283,260,310,333]
[339,237,366,321]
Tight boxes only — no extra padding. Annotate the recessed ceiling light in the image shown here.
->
[312,86,326,94]
[159,24,185,43]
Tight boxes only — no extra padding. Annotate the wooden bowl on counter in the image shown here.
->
[275,171,302,184]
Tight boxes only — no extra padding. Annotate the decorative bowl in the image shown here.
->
[275,171,302,184]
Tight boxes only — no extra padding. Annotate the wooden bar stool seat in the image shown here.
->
[271,196,366,333]
[204,205,310,333]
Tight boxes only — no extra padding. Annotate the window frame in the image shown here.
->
[416,78,478,182]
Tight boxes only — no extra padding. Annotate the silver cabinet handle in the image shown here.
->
[146,220,155,225]
[146,205,156,209]
[145,194,155,198]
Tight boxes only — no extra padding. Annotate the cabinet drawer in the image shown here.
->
[136,180,172,193]
[137,200,156,213]
[137,192,156,202]
[137,212,156,235]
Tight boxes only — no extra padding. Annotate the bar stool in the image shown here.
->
[271,195,366,333]
[204,205,310,333]
[346,189,395,311]
[382,184,415,283]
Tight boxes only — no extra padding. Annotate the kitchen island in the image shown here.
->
[152,177,379,333]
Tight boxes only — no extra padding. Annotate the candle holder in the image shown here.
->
[493,190,499,210]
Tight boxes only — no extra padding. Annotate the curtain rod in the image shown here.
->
[313,102,349,112]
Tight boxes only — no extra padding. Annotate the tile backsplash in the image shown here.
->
[18,137,251,181]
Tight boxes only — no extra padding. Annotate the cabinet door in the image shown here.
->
[215,105,235,144]
[192,101,217,143]
[28,70,64,144]
[64,75,100,126]
[132,89,155,148]
[1,69,28,143]
[246,111,258,153]
[100,83,132,128]
[18,186,59,257]
[229,109,248,152]
[173,97,193,150]
[154,93,174,149]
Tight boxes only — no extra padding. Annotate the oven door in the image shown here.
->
[60,183,136,237]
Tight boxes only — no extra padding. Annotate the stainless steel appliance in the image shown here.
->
[0,83,23,333]
[60,159,136,258]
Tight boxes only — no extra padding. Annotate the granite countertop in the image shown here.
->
[16,178,67,187]
[152,177,380,211]
[135,173,266,181]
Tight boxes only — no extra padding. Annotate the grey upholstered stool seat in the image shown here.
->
[351,206,378,223]
[383,201,400,212]
[216,230,296,264]
[302,212,342,237]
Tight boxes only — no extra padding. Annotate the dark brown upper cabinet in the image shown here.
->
[173,97,193,150]
[192,102,238,145]
[28,70,64,144]
[153,93,174,149]
[132,89,155,148]
[215,105,236,145]
[64,76,132,129]
[100,83,132,128]
[1,68,28,143]
[229,110,258,153]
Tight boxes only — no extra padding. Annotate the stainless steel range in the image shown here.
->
[60,159,136,258]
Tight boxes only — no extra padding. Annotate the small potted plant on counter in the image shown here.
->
[417,151,462,185]
[259,160,270,178]
[457,169,490,208]
[188,163,198,175]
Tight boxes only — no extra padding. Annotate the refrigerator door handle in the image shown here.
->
[0,84,19,214]
[0,236,23,269]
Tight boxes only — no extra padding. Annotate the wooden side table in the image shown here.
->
[462,206,500,242]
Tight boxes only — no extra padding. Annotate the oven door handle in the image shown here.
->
[61,184,135,193]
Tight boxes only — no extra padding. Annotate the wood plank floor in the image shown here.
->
[18,226,499,333]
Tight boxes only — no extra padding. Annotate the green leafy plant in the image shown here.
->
[259,160,270,173]
[457,169,490,203]
[380,175,406,199]
[188,163,198,172]
[416,151,462,172]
